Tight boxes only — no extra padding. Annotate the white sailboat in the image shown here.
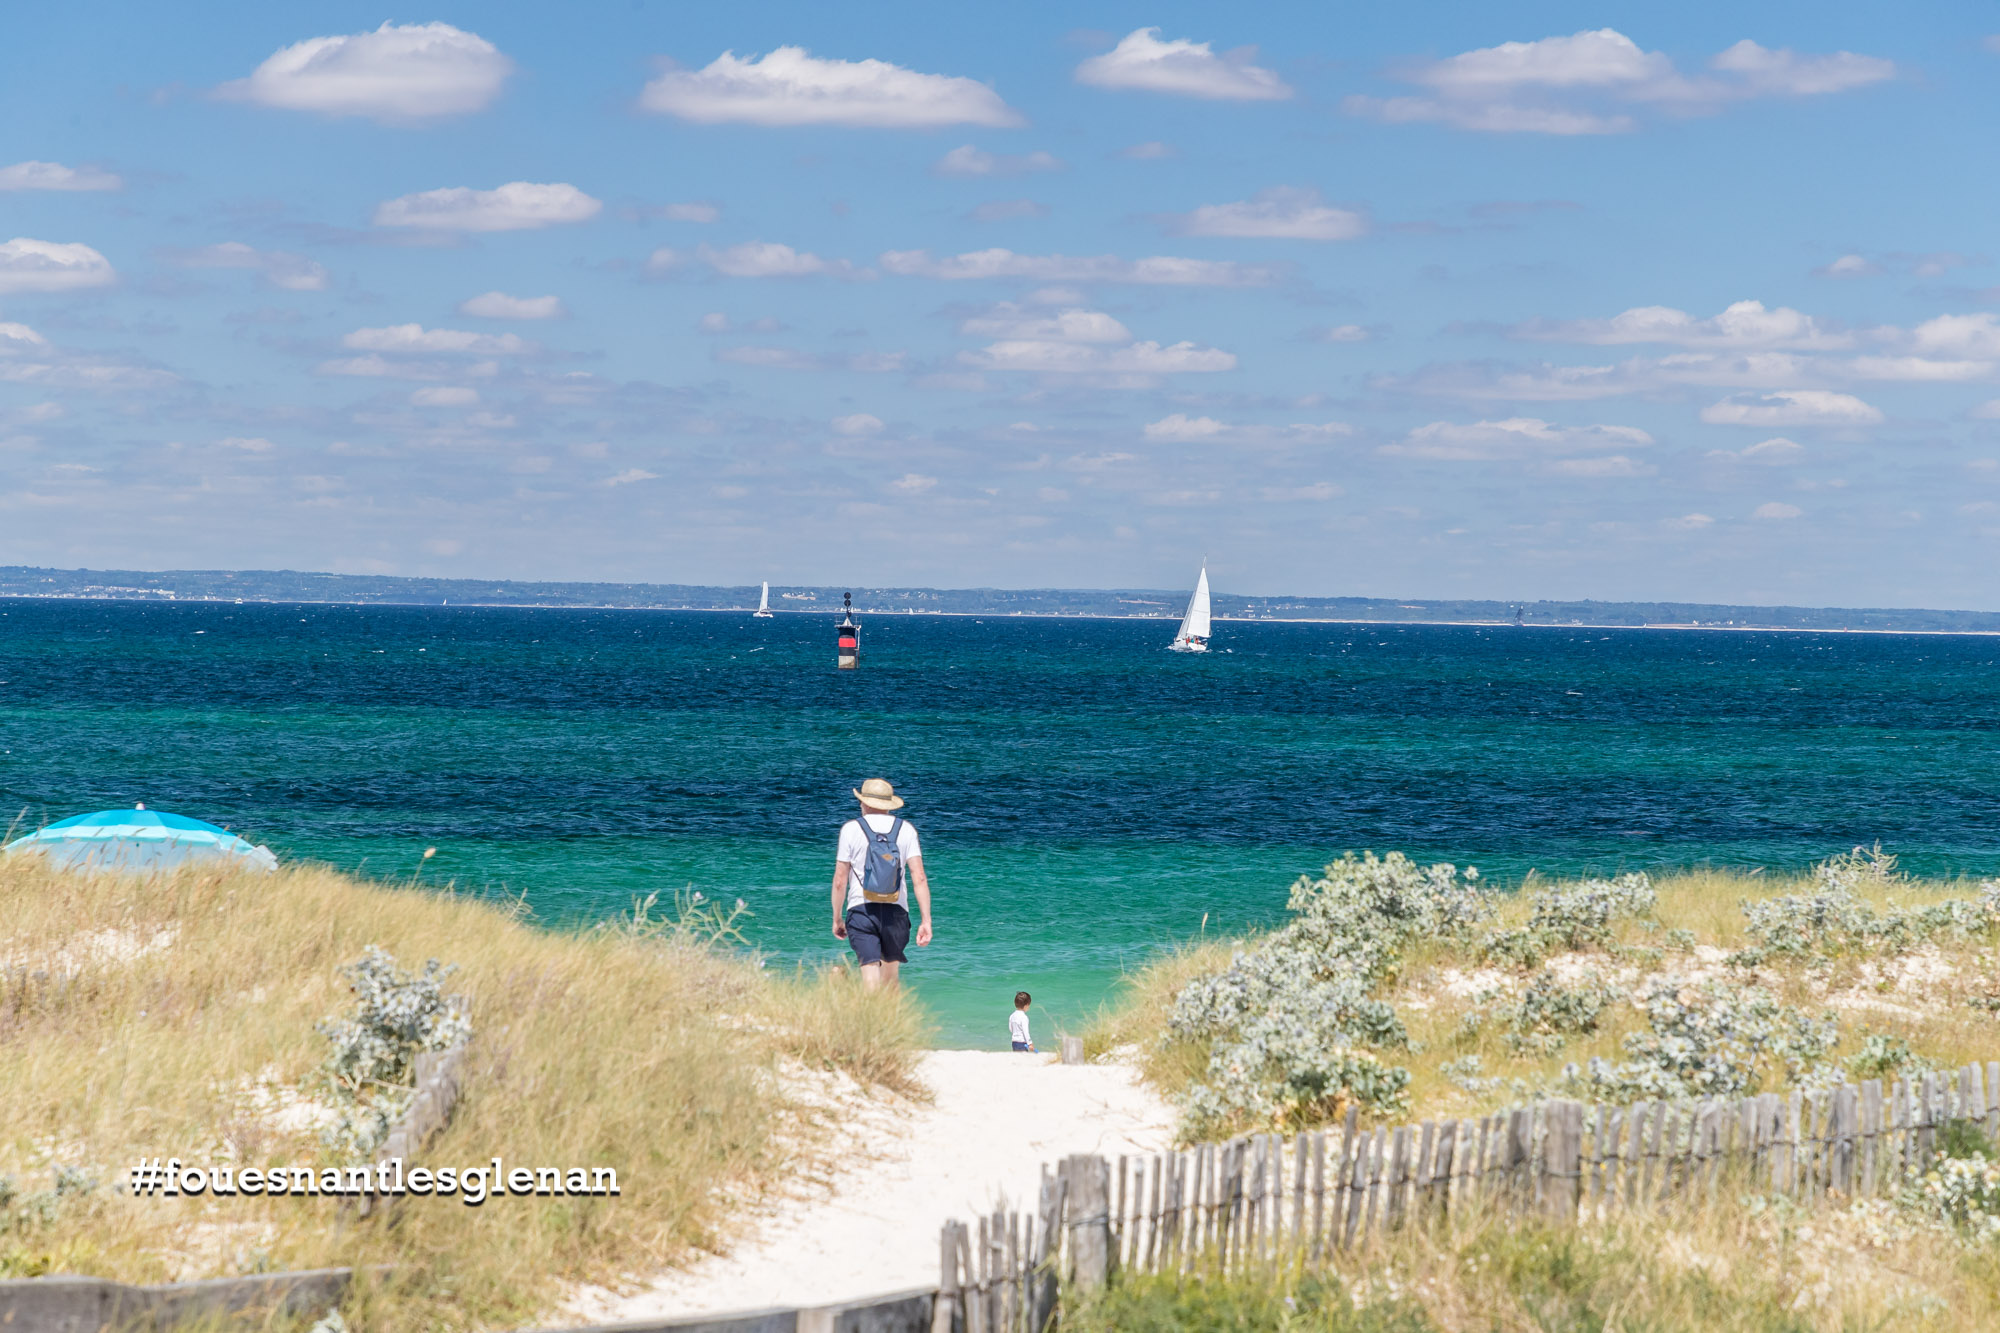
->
[1168,564,1211,653]
[753,581,773,618]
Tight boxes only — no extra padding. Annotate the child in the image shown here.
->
[1009,991,1035,1052]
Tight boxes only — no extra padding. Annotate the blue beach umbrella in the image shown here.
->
[3,808,278,874]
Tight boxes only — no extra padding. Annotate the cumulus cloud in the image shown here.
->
[0,238,115,293]
[374,182,601,232]
[962,340,1236,375]
[0,321,49,349]
[1143,415,1350,443]
[216,22,513,122]
[411,386,479,407]
[1901,312,2000,360]
[166,241,327,291]
[1700,390,1882,426]
[342,324,534,355]
[1816,253,1879,279]
[697,242,867,279]
[696,312,785,334]
[1512,299,1847,350]
[881,247,1279,286]
[1075,28,1291,101]
[604,469,659,487]
[1382,417,1654,460]
[1166,187,1366,241]
[933,145,1062,176]
[960,305,1131,343]
[832,413,884,435]
[1345,28,1892,135]
[1708,437,1807,465]
[1548,454,1655,477]
[458,291,565,320]
[640,46,1020,128]
[1753,501,1803,519]
[0,161,121,191]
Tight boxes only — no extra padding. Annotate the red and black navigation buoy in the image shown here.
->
[837,591,860,669]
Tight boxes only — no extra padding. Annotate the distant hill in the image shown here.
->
[2,565,1997,633]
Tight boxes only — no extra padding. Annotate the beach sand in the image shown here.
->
[557,1049,1173,1323]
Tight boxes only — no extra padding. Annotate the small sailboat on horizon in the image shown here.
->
[753,581,773,618]
[1168,564,1211,653]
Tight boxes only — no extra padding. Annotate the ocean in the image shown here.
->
[3,600,1998,1046]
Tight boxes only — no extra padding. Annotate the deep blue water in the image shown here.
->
[2,600,1997,1044]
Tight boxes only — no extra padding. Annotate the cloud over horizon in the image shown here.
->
[640,46,1022,128]
[217,22,514,122]
[1075,28,1291,101]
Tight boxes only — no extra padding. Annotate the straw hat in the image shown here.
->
[853,778,905,811]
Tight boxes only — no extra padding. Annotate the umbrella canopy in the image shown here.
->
[3,808,278,874]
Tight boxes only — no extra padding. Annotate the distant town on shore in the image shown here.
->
[3,565,1997,634]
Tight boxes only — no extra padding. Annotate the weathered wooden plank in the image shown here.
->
[1342,1125,1368,1251]
[1433,1119,1458,1221]
[1310,1130,1327,1260]
[1988,1062,2000,1145]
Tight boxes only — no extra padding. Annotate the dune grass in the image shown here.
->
[1064,1197,2000,1332]
[0,857,924,1329]
[1089,863,2000,1126]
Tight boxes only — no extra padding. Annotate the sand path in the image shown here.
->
[559,1049,1174,1323]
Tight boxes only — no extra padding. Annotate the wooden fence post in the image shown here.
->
[1066,1155,1112,1293]
[1547,1100,1582,1222]
[1060,1036,1085,1066]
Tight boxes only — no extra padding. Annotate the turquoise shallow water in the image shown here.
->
[3,600,1999,1045]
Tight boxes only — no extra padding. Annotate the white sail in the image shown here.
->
[1172,565,1211,647]
[754,581,773,616]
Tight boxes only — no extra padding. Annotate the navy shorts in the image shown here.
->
[845,903,911,965]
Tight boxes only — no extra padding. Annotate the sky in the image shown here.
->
[3,2,1998,607]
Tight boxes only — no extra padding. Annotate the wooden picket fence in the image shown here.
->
[933,1062,1999,1333]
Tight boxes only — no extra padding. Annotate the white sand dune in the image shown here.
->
[559,1050,1174,1323]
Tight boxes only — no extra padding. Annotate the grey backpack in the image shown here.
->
[859,817,906,903]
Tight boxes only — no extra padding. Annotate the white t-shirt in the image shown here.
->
[837,814,922,911]
[1009,1009,1031,1047]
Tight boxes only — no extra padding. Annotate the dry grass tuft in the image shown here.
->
[0,857,920,1328]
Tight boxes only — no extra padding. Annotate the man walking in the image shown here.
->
[832,778,934,991]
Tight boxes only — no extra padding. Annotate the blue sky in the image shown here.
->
[3,2,1998,606]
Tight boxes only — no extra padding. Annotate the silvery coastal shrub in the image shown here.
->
[1573,976,1837,1103]
[1481,873,1656,967]
[1170,852,1490,1137]
[318,945,470,1158]
[1739,846,2000,961]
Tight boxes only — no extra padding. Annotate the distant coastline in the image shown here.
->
[4,564,1999,636]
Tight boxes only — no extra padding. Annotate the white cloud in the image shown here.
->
[343,324,533,354]
[217,22,513,122]
[933,145,1062,176]
[1345,28,1892,135]
[1816,253,1878,278]
[1667,513,1715,530]
[880,248,1278,287]
[1513,299,1847,350]
[1974,400,2000,421]
[1075,28,1291,101]
[0,238,115,293]
[411,386,479,407]
[962,340,1236,375]
[640,47,1021,128]
[1143,415,1351,443]
[1709,40,1894,96]
[1753,501,1803,519]
[1119,141,1177,160]
[0,161,121,192]
[168,241,327,291]
[1167,187,1366,241]
[0,322,49,349]
[374,182,601,232]
[696,312,785,334]
[458,291,565,320]
[1382,417,1653,460]
[1144,414,1229,441]
[217,436,276,452]
[832,413,884,436]
[1548,454,1654,477]
[698,242,866,279]
[1844,356,1992,382]
[1314,324,1372,343]
[959,305,1131,343]
[1708,436,1807,465]
[604,469,659,487]
[892,473,939,492]
[1700,389,1882,426]
[1902,312,2000,360]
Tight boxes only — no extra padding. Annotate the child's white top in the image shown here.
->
[1009,1009,1031,1045]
